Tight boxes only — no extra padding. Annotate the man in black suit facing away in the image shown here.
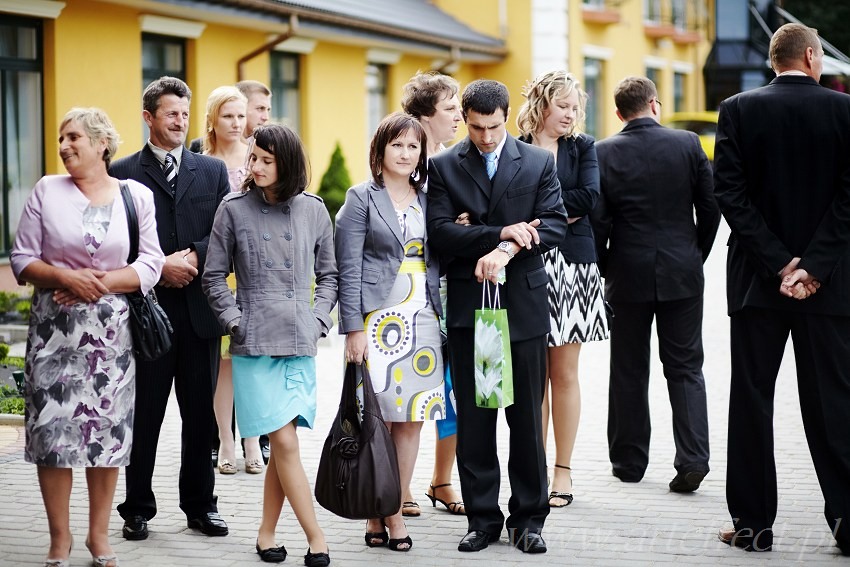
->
[714,23,850,554]
[427,80,567,554]
[111,76,230,540]
[592,76,719,493]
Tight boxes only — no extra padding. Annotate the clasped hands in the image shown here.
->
[475,219,541,284]
[779,257,821,300]
[52,248,197,306]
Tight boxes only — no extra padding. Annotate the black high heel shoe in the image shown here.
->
[388,535,413,552]
[426,483,465,515]
[365,520,388,547]
[548,464,574,507]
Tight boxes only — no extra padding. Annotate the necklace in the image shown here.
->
[389,186,413,208]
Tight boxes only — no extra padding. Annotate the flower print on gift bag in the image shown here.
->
[473,280,514,409]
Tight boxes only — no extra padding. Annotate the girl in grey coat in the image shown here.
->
[203,124,336,566]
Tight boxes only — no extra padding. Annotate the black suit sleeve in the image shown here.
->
[692,137,720,262]
[714,99,792,278]
[191,160,230,269]
[515,150,568,260]
[426,159,503,258]
[590,154,612,278]
[560,135,599,218]
[798,155,850,282]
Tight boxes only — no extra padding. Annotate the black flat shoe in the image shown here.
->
[304,548,330,566]
[256,540,287,563]
[388,535,413,552]
[260,436,271,465]
[122,515,148,540]
[458,530,499,552]
[187,512,229,536]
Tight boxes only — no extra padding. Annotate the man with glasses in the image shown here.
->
[591,76,719,493]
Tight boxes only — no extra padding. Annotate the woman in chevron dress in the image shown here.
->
[335,112,444,552]
[517,70,609,508]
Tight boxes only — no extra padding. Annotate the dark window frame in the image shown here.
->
[1,15,44,256]
[270,51,301,133]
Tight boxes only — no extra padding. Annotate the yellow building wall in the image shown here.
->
[300,42,369,191]
[43,0,141,173]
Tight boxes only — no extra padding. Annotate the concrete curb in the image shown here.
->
[0,412,24,426]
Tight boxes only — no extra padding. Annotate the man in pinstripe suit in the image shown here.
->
[111,76,231,540]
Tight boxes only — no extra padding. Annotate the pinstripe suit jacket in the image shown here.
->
[110,145,230,338]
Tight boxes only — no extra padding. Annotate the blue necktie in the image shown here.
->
[483,152,497,180]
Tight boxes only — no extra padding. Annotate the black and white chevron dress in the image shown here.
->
[544,248,609,346]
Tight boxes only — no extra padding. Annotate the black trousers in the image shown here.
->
[448,328,549,536]
[727,307,850,550]
[607,296,710,480]
[117,297,221,521]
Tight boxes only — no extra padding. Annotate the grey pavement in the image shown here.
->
[0,220,847,566]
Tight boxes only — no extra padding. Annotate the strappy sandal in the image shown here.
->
[401,501,421,517]
[548,464,573,508]
[426,483,465,515]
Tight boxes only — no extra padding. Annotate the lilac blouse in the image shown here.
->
[11,175,164,294]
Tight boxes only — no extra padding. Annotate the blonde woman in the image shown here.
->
[203,86,264,474]
[516,70,609,507]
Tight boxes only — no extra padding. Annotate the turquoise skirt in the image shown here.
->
[231,355,316,437]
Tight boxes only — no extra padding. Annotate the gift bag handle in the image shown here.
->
[480,281,501,311]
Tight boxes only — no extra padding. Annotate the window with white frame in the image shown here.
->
[141,34,185,143]
[584,58,603,138]
[674,72,686,112]
[672,0,688,30]
[644,0,662,23]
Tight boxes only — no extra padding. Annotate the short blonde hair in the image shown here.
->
[770,23,821,71]
[60,107,121,167]
[517,70,587,138]
[203,86,247,155]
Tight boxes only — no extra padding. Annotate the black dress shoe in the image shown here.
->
[510,530,547,554]
[187,512,229,536]
[256,540,287,563]
[122,515,149,540]
[718,528,772,552]
[458,530,499,552]
[669,470,707,493]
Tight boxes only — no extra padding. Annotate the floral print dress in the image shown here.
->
[24,202,136,467]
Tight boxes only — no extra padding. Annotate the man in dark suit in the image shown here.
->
[714,23,850,554]
[427,79,567,554]
[592,76,719,493]
[111,76,230,540]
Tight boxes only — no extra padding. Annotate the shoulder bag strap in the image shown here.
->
[119,181,140,264]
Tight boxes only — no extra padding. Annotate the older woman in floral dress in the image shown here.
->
[11,107,164,567]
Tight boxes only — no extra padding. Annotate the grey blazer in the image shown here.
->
[202,188,338,357]
[335,180,442,334]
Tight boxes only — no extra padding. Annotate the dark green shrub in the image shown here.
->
[0,291,18,313]
[15,299,30,320]
[0,344,8,360]
[317,142,352,226]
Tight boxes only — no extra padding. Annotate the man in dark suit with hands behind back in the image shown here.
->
[713,23,850,554]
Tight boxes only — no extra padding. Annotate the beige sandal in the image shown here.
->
[245,458,263,474]
[218,459,237,475]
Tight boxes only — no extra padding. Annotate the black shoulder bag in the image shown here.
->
[120,182,173,361]
[315,362,401,519]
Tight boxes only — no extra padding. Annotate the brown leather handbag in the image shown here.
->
[315,362,401,519]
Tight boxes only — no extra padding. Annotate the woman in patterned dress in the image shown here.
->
[517,70,610,507]
[335,112,444,552]
[201,85,264,475]
[10,108,164,567]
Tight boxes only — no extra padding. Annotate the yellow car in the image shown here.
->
[663,111,719,161]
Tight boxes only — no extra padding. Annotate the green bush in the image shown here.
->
[0,396,23,415]
[0,344,8,360]
[4,357,24,369]
[15,299,30,320]
[0,291,19,313]
[317,142,352,226]
[0,385,17,398]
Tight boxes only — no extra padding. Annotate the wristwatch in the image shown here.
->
[497,241,515,259]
